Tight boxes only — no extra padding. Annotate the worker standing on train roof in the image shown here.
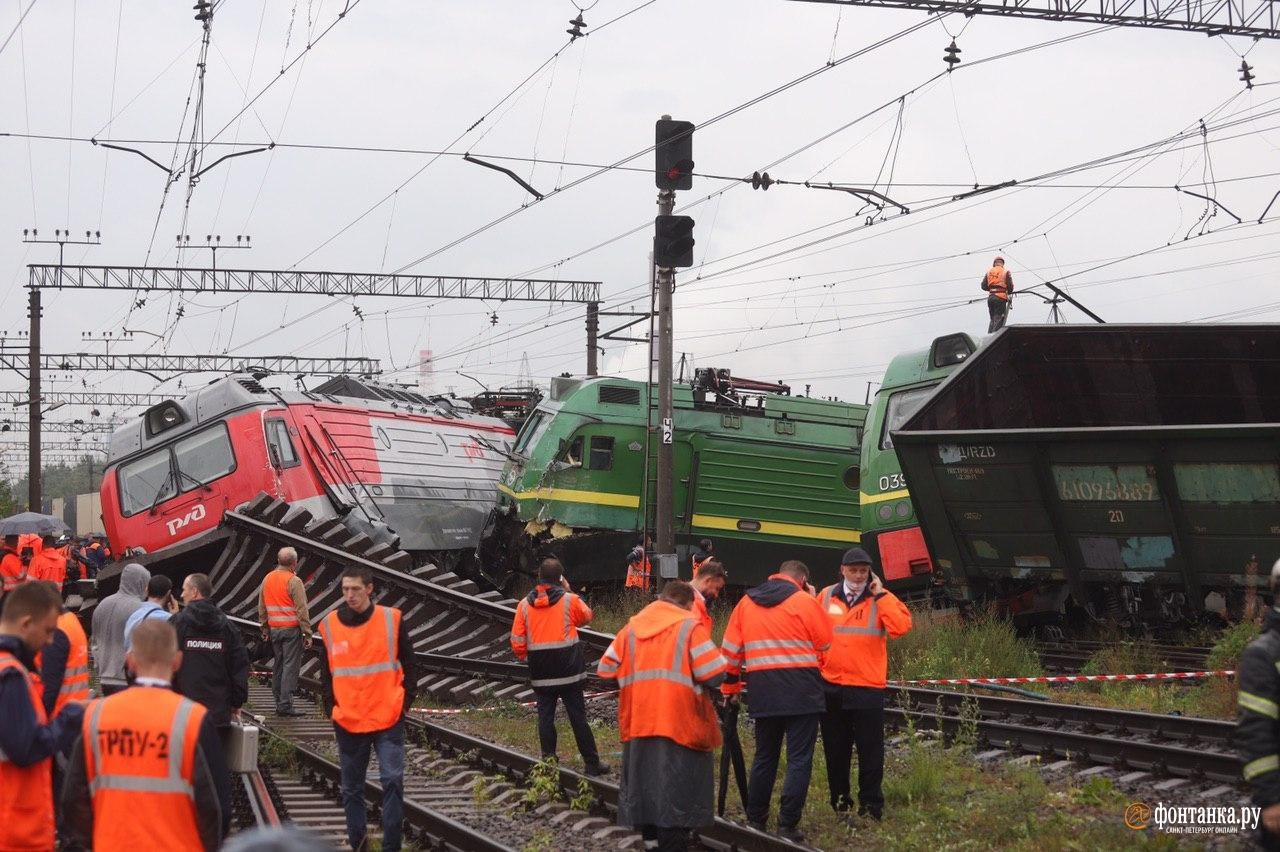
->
[510,557,609,775]
[597,580,727,852]
[316,565,417,852]
[172,572,247,839]
[691,539,714,573]
[625,535,653,594]
[62,619,224,852]
[1,534,26,596]
[0,581,86,852]
[90,562,149,696]
[1236,559,1280,849]
[690,559,727,632]
[720,560,833,843]
[257,546,312,717]
[818,547,912,820]
[981,255,1014,334]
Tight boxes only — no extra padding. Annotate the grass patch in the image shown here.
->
[889,606,1043,682]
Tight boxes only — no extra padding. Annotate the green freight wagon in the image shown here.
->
[892,324,1280,629]
[486,371,868,588]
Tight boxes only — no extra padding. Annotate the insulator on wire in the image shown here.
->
[566,13,586,41]
[943,39,961,70]
[751,171,774,191]
[1240,59,1255,90]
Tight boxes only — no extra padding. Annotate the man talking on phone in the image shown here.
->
[817,548,912,821]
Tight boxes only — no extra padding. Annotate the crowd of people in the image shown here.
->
[519,541,913,850]
[0,532,112,595]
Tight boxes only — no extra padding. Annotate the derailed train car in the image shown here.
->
[100,374,515,582]
[892,324,1280,628]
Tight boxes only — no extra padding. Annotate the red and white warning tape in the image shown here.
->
[890,670,1235,686]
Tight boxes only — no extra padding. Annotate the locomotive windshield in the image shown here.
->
[513,411,550,455]
[880,385,937,450]
[118,424,236,516]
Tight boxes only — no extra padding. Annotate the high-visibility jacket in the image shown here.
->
[597,600,726,752]
[0,649,54,851]
[29,548,67,586]
[0,551,25,593]
[720,574,833,717]
[818,584,912,689]
[261,569,301,629]
[510,585,592,689]
[54,612,90,715]
[82,688,206,851]
[985,266,1010,300]
[692,588,712,632]
[624,553,651,592]
[320,605,404,733]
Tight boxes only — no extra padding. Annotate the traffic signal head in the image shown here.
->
[654,215,695,268]
[655,119,695,191]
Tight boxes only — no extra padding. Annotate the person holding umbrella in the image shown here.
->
[0,513,70,598]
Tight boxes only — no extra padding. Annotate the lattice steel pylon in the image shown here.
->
[789,0,1280,39]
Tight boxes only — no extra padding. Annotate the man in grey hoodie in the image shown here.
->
[89,563,149,695]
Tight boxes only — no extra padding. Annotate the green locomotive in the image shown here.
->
[487,369,868,587]
[858,333,977,593]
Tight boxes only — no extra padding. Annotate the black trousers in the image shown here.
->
[746,713,819,829]
[820,698,885,815]
[987,295,1009,333]
[640,825,689,852]
[535,684,601,767]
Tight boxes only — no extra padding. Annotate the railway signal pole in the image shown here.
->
[652,117,695,569]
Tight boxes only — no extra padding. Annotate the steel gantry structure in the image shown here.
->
[0,391,172,407]
[1,353,380,376]
[0,421,120,434]
[790,0,1280,39]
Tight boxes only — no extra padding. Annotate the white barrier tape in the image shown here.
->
[890,670,1235,686]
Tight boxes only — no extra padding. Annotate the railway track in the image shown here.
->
[1034,640,1213,674]
[206,492,1243,848]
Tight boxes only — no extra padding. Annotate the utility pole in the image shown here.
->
[585,301,599,376]
[21,228,101,512]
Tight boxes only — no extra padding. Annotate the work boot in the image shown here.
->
[858,805,883,821]
[777,825,806,843]
[746,820,767,833]
[583,762,611,776]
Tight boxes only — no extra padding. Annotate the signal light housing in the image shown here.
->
[655,119,694,191]
[654,215,695,268]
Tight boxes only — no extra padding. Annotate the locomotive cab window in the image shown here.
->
[588,436,614,470]
[559,436,584,466]
[514,411,549,455]
[173,425,236,487]
[118,423,236,517]
[118,450,177,516]
[880,384,937,450]
[265,418,300,468]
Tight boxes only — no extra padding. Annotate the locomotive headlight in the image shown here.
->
[877,504,893,522]
[895,500,912,519]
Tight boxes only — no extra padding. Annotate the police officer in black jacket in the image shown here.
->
[171,572,249,837]
[1238,559,1280,849]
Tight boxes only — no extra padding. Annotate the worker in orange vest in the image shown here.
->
[598,580,727,852]
[690,559,727,632]
[316,566,417,852]
[818,547,912,820]
[510,557,608,774]
[257,546,312,717]
[980,255,1014,333]
[38,606,90,720]
[691,538,714,573]
[62,619,223,851]
[721,560,833,843]
[28,535,68,587]
[1,535,27,596]
[625,535,652,594]
[0,581,85,852]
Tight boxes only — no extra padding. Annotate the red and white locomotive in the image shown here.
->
[100,374,516,579]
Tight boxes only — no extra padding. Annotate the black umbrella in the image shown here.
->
[0,512,71,537]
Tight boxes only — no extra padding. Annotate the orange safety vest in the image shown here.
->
[262,569,300,629]
[320,605,405,733]
[624,555,651,591]
[509,587,592,688]
[82,687,206,851]
[54,612,90,715]
[817,585,913,689]
[597,600,726,752]
[28,550,66,586]
[720,574,833,695]
[0,552,25,593]
[0,650,54,851]
[985,266,1010,300]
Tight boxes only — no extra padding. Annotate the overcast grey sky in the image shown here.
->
[2,0,1278,449]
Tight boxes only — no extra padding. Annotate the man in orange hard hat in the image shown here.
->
[980,255,1014,334]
